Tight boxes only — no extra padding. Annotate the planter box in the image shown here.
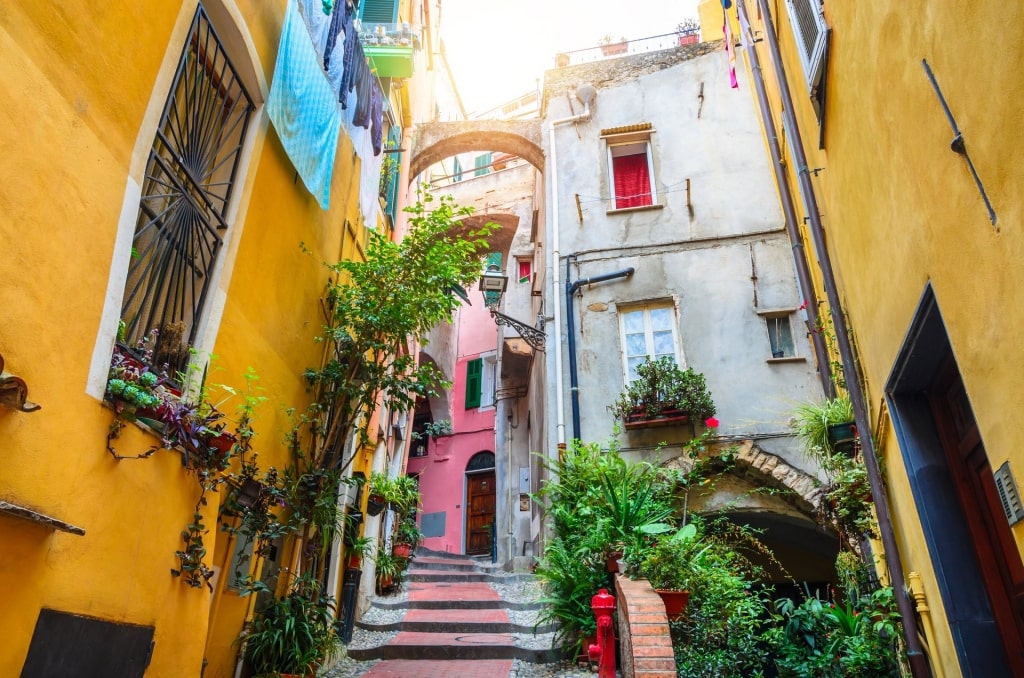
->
[623,408,690,430]
[655,589,690,620]
[827,421,858,455]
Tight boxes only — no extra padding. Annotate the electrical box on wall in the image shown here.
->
[519,467,530,494]
[994,461,1024,525]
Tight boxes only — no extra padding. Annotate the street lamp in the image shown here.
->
[477,266,546,351]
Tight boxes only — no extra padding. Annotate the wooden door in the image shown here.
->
[466,471,496,556]
[930,359,1024,672]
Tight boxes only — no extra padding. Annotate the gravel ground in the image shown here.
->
[319,575,622,677]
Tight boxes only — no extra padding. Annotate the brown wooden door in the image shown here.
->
[466,471,496,556]
[930,359,1024,672]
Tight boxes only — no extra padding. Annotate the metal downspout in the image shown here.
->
[566,264,636,441]
[746,0,932,674]
[737,8,834,399]
[548,97,593,450]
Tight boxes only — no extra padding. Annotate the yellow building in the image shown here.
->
[0,0,430,675]
[703,0,1024,674]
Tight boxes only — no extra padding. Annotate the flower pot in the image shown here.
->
[346,556,362,570]
[606,549,623,572]
[655,589,690,620]
[393,543,412,559]
[624,407,690,430]
[366,495,386,517]
[827,421,858,455]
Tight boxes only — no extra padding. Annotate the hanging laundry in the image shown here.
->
[370,81,383,155]
[338,4,358,108]
[724,9,738,89]
[267,0,342,209]
[352,55,373,129]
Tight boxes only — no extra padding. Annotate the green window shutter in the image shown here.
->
[359,0,398,24]
[465,358,483,409]
[474,153,492,176]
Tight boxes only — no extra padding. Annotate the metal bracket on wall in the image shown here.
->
[489,310,546,351]
[0,352,41,412]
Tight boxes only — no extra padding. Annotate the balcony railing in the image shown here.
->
[554,30,702,68]
[355,21,421,78]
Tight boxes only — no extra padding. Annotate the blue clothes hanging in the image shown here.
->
[267,0,342,209]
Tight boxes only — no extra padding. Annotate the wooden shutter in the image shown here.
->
[465,358,482,408]
[785,0,828,91]
[359,0,398,24]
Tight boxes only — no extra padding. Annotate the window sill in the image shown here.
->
[766,356,806,364]
[606,203,664,216]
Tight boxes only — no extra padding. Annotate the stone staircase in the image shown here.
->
[346,547,561,665]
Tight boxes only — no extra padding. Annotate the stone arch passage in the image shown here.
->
[410,120,544,179]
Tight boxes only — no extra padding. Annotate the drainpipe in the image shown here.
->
[736,9,833,399]
[745,1,932,674]
[548,85,597,450]
[566,261,635,441]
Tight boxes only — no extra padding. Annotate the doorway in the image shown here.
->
[887,286,1024,674]
[465,452,496,556]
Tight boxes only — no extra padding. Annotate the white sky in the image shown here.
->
[440,0,700,114]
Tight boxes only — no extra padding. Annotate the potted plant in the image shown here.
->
[366,472,392,517]
[793,395,857,457]
[639,523,711,620]
[609,356,716,429]
[393,517,421,560]
[390,474,421,517]
[423,419,453,438]
[240,575,343,677]
[373,550,403,594]
[345,535,374,570]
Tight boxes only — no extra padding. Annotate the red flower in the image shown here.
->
[704,417,720,428]
[799,300,808,311]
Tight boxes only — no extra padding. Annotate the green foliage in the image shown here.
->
[609,356,716,423]
[299,190,497,475]
[241,574,343,675]
[764,584,906,677]
[395,517,422,549]
[792,395,855,459]
[423,419,453,437]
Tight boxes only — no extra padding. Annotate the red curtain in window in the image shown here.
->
[612,153,652,209]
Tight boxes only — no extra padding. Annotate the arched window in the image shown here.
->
[466,451,495,472]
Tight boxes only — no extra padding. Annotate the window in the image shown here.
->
[359,0,398,24]
[464,354,496,409]
[452,157,463,182]
[620,303,681,382]
[119,5,255,377]
[474,152,493,177]
[517,259,532,284]
[603,123,657,210]
[765,314,797,359]
[784,0,828,93]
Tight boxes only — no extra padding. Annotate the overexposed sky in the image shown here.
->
[441,0,700,114]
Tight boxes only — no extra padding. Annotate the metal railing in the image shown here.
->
[554,30,701,67]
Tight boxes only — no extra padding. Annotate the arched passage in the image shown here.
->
[410,120,544,179]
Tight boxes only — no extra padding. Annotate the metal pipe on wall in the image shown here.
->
[742,0,932,674]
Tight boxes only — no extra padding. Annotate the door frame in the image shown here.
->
[886,285,1024,674]
[464,466,496,556]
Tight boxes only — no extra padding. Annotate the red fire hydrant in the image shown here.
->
[588,588,616,678]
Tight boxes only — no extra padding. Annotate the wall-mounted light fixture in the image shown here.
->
[477,268,545,351]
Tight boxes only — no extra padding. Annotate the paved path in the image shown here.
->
[323,549,602,677]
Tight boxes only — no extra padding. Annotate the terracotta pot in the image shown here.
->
[393,543,412,559]
[655,589,690,620]
[606,549,624,572]
[624,407,690,430]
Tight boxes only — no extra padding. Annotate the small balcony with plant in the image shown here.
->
[356,21,421,79]
[608,356,716,430]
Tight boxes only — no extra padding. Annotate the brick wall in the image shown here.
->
[614,575,676,678]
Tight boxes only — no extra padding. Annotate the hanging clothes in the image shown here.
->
[338,4,358,108]
[370,80,383,155]
[267,0,342,209]
[352,54,372,129]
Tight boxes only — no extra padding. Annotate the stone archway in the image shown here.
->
[410,120,544,179]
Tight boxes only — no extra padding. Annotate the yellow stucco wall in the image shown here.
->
[721,0,1024,673]
[0,1,381,675]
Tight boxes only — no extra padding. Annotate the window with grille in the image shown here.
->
[119,5,255,378]
[619,303,682,383]
[784,0,828,92]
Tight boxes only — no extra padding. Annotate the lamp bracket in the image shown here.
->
[489,309,546,351]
